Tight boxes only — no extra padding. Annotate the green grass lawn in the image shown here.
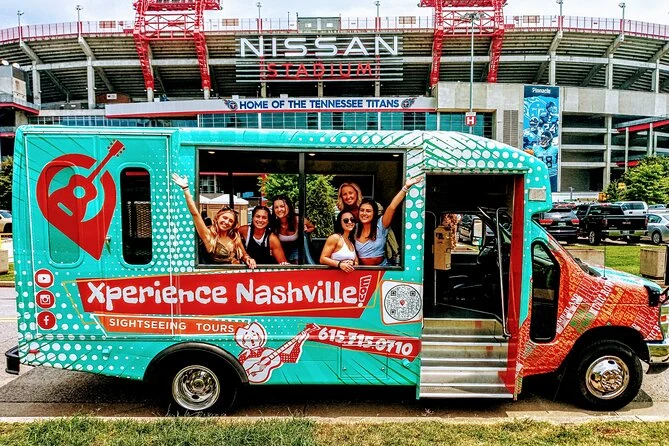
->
[570,244,665,276]
[1,418,669,446]
[0,262,13,282]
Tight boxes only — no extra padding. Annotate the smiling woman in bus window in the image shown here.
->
[356,176,422,266]
[336,182,364,220]
[172,174,256,268]
[272,195,315,264]
[239,206,289,265]
[320,211,358,273]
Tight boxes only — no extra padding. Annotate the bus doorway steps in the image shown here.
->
[419,318,513,399]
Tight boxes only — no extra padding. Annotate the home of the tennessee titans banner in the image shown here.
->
[523,85,560,192]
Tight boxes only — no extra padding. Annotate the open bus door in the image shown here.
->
[421,173,525,400]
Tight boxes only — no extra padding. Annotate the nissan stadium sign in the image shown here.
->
[236,34,403,82]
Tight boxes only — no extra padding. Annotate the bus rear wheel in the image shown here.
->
[165,358,239,413]
[568,340,642,411]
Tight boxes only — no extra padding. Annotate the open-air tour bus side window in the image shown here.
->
[194,148,405,268]
[305,151,406,269]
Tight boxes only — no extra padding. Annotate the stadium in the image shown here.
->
[1,0,668,198]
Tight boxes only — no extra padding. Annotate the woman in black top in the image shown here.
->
[239,206,289,265]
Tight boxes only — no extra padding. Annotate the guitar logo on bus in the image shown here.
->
[236,322,320,384]
[36,140,125,260]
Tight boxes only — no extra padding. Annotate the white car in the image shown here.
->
[0,210,11,233]
[617,201,648,216]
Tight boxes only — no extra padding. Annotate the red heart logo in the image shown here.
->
[36,150,118,260]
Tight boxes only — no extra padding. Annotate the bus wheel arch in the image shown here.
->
[561,327,646,410]
[144,342,247,413]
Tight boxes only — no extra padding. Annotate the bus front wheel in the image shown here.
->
[569,340,642,411]
[165,358,239,414]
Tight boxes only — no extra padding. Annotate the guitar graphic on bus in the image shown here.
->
[236,322,320,384]
[36,139,125,259]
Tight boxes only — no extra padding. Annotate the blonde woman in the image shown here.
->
[336,182,363,219]
[172,173,256,268]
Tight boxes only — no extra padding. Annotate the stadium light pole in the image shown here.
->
[17,10,24,40]
[375,1,381,31]
[465,13,479,134]
[556,0,563,30]
[76,5,83,36]
[256,2,262,32]
[618,2,626,35]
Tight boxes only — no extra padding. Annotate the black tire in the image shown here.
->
[587,230,600,246]
[568,236,578,245]
[626,236,641,245]
[651,231,663,245]
[163,356,240,414]
[567,340,642,411]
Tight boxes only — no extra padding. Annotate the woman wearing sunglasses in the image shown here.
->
[320,211,358,273]
[355,176,422,266]
[172,174,256,268]
[239,206,290,265]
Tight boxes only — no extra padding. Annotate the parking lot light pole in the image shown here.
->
[465,13,479,134]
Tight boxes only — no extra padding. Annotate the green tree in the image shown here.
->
[0,157,12,210]
[261,174,336,238]
[604,156,669,204]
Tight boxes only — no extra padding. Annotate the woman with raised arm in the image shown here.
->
[239,206,289,265]
[355,176,422,266]
[271,195,315,264]
[320,211,358,273]
[336,182,364,220]
[172,173,256,268]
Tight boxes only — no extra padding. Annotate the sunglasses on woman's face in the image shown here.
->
[342,217,356,224]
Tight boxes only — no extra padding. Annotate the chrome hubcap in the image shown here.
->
[172,365,220,411]
[585,356,629,400]
[588,232,596,243]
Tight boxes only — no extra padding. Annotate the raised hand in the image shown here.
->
[404,175,424,189]
[171,173,189,190]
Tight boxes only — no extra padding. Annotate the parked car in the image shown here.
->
[457,214,493,245]
[647,213,669,245]
[648,204,667,211]
[575,203,647,245]
[0,210,11,234]
[617,201,648,216]
[533,207,579,243]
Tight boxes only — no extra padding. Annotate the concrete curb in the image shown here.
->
[1,414,669,423]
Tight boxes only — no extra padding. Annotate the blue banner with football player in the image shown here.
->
[523,85,560,192]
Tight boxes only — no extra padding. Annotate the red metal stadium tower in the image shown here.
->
[133,0,221,100]
[419,0,506,87]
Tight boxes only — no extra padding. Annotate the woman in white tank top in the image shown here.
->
[320,211,358,273]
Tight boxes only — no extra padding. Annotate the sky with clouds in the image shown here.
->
[0,0,667,29]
